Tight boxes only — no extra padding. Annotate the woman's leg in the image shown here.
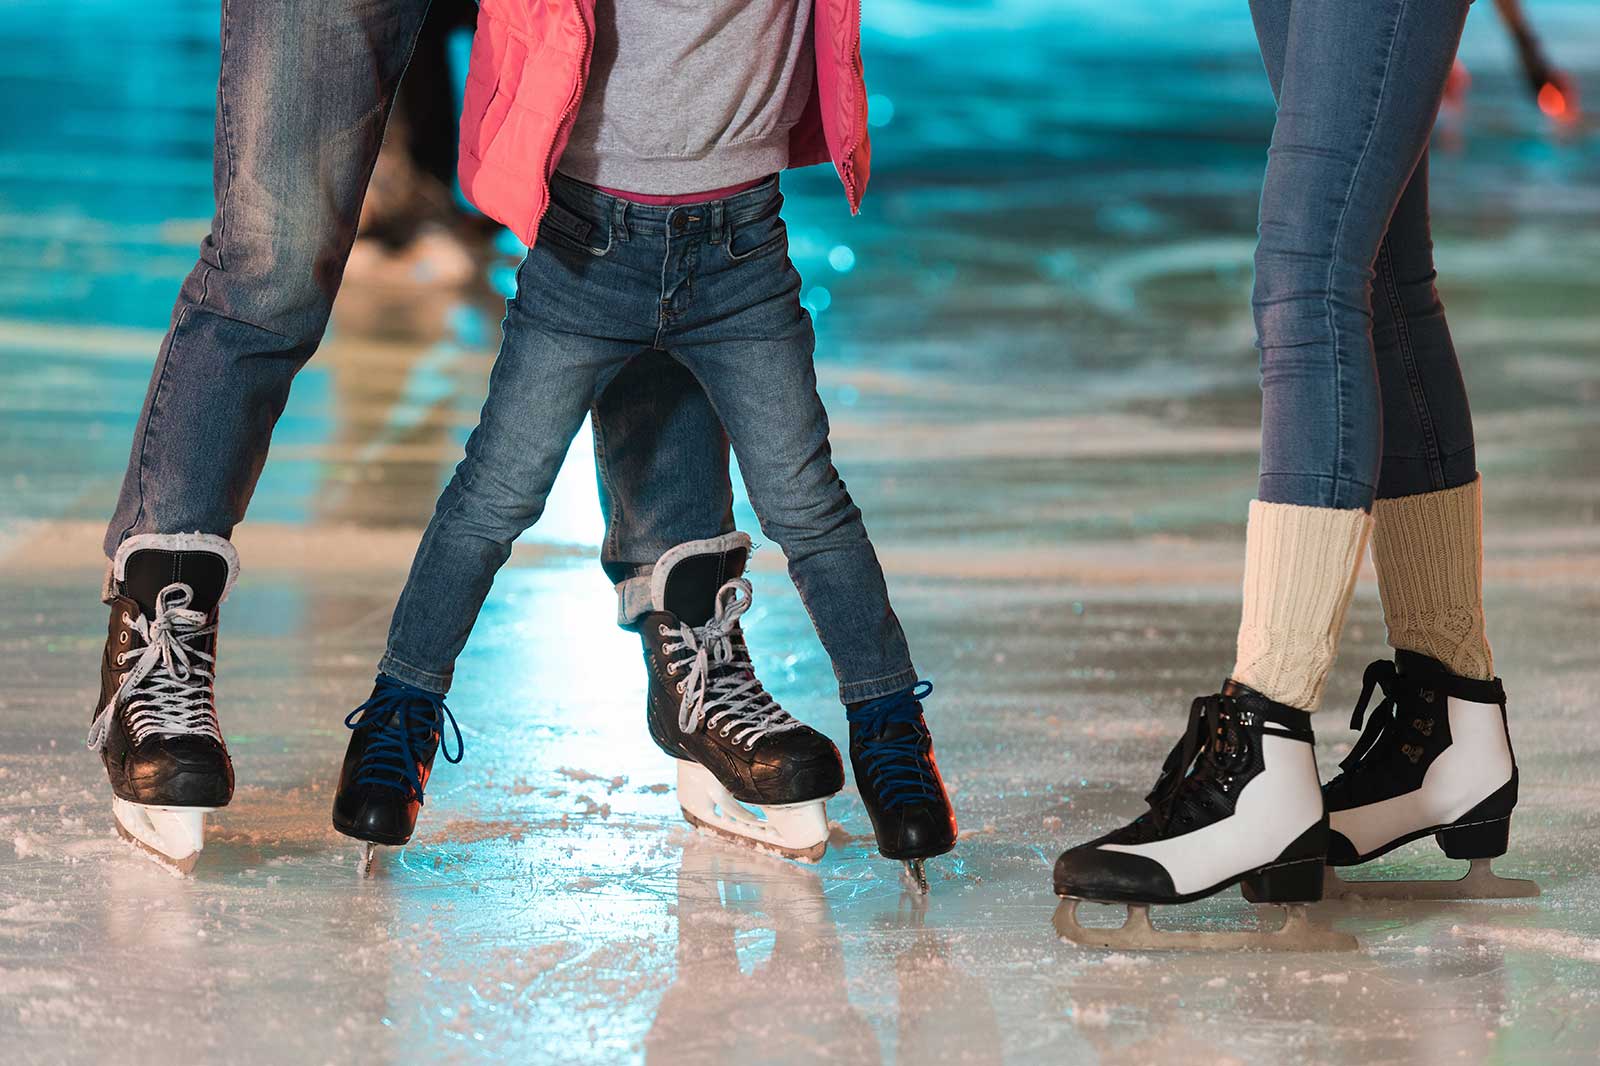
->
[1236,0,1470,712]
[1367,155,1494,679]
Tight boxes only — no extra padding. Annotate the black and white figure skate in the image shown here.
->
[1322,653,1538,901]
[332,675,463,875]
[847,682,958,893]
[1053,683,1356,951]
[88,533,239,874]
[637,534,844,862]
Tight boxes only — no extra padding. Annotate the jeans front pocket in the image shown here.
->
[538,199,614,257]
[724,197,788,263]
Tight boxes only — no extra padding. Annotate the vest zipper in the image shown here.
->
[540,0,594,230]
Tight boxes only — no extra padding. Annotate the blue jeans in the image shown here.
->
[379,175,917,704]
[1250,0,1478,509]
[103,0,731,601]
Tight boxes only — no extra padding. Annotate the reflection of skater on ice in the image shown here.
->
[645,843,880,1066]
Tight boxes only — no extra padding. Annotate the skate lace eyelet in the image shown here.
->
[117,631,129,645]
[666,661,679,675]
[120,613,131,626]
[676,681,685,695]
[658,624,669,636]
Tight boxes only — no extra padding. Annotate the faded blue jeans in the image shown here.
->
[1250,0,1478,509]
[104,0,732,602]
[379,175,917,703]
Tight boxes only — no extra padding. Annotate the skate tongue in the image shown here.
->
[122,549,229,617]
[660,546,749,626]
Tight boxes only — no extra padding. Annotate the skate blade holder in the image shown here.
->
[676,761,831,863]
[1324,859,1539,901]
[112,797,212,876]
[1053,897,1358,952]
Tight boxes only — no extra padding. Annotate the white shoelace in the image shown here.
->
[663,578,802,750]
[87,582,222,751]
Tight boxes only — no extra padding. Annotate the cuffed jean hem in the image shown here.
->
[1376,447,1479,501]
[839,667,920,707]
[615,571,656,627]
[376,654,453,696]
[1258,472,1376,512]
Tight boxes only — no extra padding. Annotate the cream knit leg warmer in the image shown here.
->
[1232,501,1374,712]
[1371,477,1493,680]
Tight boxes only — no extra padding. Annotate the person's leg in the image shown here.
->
[91,0,433,871]
[1367,154,1493,679]
[591,351,736,627]
[378,250,646,694]
[1235,0,1469,712]
[1053,0,1477,939]
[669,266,913,707]
[665,186,954,870]
[104,0,434,556]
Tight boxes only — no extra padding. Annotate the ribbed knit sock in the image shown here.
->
[1372,477,1493,680]
[1232,501,1373,712]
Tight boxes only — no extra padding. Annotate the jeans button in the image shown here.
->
[670,212,687,233]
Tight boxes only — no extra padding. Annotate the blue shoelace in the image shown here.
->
[847,680,940,809]
[343,675,463,799]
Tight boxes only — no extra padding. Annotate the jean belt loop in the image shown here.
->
[709,200,726,246]
[611,197,630,243]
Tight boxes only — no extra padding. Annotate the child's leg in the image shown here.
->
[379,320,648,694]
[666,207,954,871]
[670,281,915,706]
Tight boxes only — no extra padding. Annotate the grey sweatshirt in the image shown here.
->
[557,0,815,195]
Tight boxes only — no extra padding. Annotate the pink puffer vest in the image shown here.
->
[458,0,871,246]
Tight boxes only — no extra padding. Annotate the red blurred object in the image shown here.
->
[1536,81,1568,118]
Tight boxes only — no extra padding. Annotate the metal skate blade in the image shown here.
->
[1053,898,1358,952]
[111,798,210,875]
[1324,858,1540,901]
[681,807,828,863]
[674,761,831,863]
[358,842,378,878]
[902,859,930,895]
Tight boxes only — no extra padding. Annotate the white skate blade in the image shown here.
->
[676,760,832,863]
[1324,858,1540,901]
[111,797,211,875]
[1053,898,1358,952]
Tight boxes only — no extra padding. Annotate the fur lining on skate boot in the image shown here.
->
[108,533,241,604]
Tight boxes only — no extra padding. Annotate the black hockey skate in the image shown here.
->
[332,674,462,874]
[89,533,239,874]
[1053,682,1356,951]
[1322,652,1538,900]
[637,534,844,862]
[847,681,958,892]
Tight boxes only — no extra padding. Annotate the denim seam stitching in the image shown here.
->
[1322,0,1407,506]
[1376,238,1446,490]
[590,407,623,565]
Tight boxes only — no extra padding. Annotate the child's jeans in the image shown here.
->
[379,175,917,704]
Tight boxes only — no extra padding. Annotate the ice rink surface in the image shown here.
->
[2,2,1599,1063]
